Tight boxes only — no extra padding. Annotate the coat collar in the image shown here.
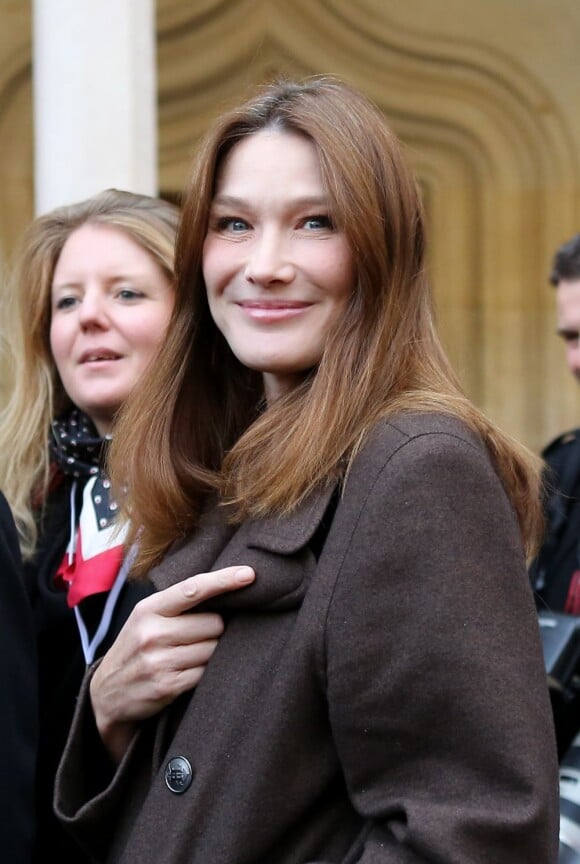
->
[240,481,337,553]
[148,482,338,612]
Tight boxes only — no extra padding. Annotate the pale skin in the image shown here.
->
[50,223,175,437]
[90,129,355,763]
[203,129,355,402]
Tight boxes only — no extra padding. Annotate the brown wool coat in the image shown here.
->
[55,413,559,864]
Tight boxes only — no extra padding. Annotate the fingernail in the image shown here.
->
[235,566,254,583]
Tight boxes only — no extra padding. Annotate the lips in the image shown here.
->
[238,300,311,309]
[236,300,312,323]
[79,349,122,364]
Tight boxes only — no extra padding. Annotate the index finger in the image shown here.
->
[151,565,255,618]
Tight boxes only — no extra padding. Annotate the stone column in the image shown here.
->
[32,0,157,215]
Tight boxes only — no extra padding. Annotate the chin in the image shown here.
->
[80,401,121,422]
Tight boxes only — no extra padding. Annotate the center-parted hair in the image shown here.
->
[110,76,544,574]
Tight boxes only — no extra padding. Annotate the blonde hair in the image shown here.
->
[0,188,179,559]
[111,77,544,574]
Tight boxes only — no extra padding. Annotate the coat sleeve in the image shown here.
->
[54,658,157,863]
[322,431,560,864]
[0,490,38,863]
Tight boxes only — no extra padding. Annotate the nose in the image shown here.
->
[244,230,295,286]
[78,289,108,329]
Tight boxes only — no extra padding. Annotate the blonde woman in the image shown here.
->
[57,81,558,863]
[0,190,240,861]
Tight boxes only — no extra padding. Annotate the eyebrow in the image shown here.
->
[52,273,148,291]
[557,328,580,339]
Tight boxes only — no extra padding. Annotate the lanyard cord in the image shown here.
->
[66,480,78,563]
[74,543,137,665]
[65,477,137,665]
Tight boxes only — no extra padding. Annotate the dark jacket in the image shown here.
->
[531,428,580,612]
[0,490,37,862]
[530,428,580,758]
[27,473,152,863]
[55,413,559,863]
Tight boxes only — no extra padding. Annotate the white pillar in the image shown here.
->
[32,0,157,215]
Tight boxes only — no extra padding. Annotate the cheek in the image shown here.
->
[203,240,239,298]
[312,244,356,300]
[201,239,219,290]
[326,272,355,312]
[205,292,225,337]
[49,319,69,369]
[127,302,174,346]
[133,328,165,356]
[127,320,171,367]
[201,261,225,325]
[337,246,357,293]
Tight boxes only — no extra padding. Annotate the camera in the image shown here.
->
[538,610,580,697]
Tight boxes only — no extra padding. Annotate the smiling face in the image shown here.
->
[50,223,174,435]
[202,129,357,402]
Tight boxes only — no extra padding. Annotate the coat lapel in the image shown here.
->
[149,482,338,612]
[148,504,236,592]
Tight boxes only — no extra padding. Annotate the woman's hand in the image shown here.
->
[89,565,255,763]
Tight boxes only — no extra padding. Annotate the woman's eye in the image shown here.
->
[302,215,333,230]
[54,296,78,311]
[117,288,144,301]
[216,217,250,233]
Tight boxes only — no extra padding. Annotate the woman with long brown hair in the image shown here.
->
[56,78,558,863]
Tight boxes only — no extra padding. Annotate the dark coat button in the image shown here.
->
[164,756,193,794]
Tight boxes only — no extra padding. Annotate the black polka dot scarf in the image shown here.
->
[50,408,107,480]
[51,409,128,621]
[50,409,121,531]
